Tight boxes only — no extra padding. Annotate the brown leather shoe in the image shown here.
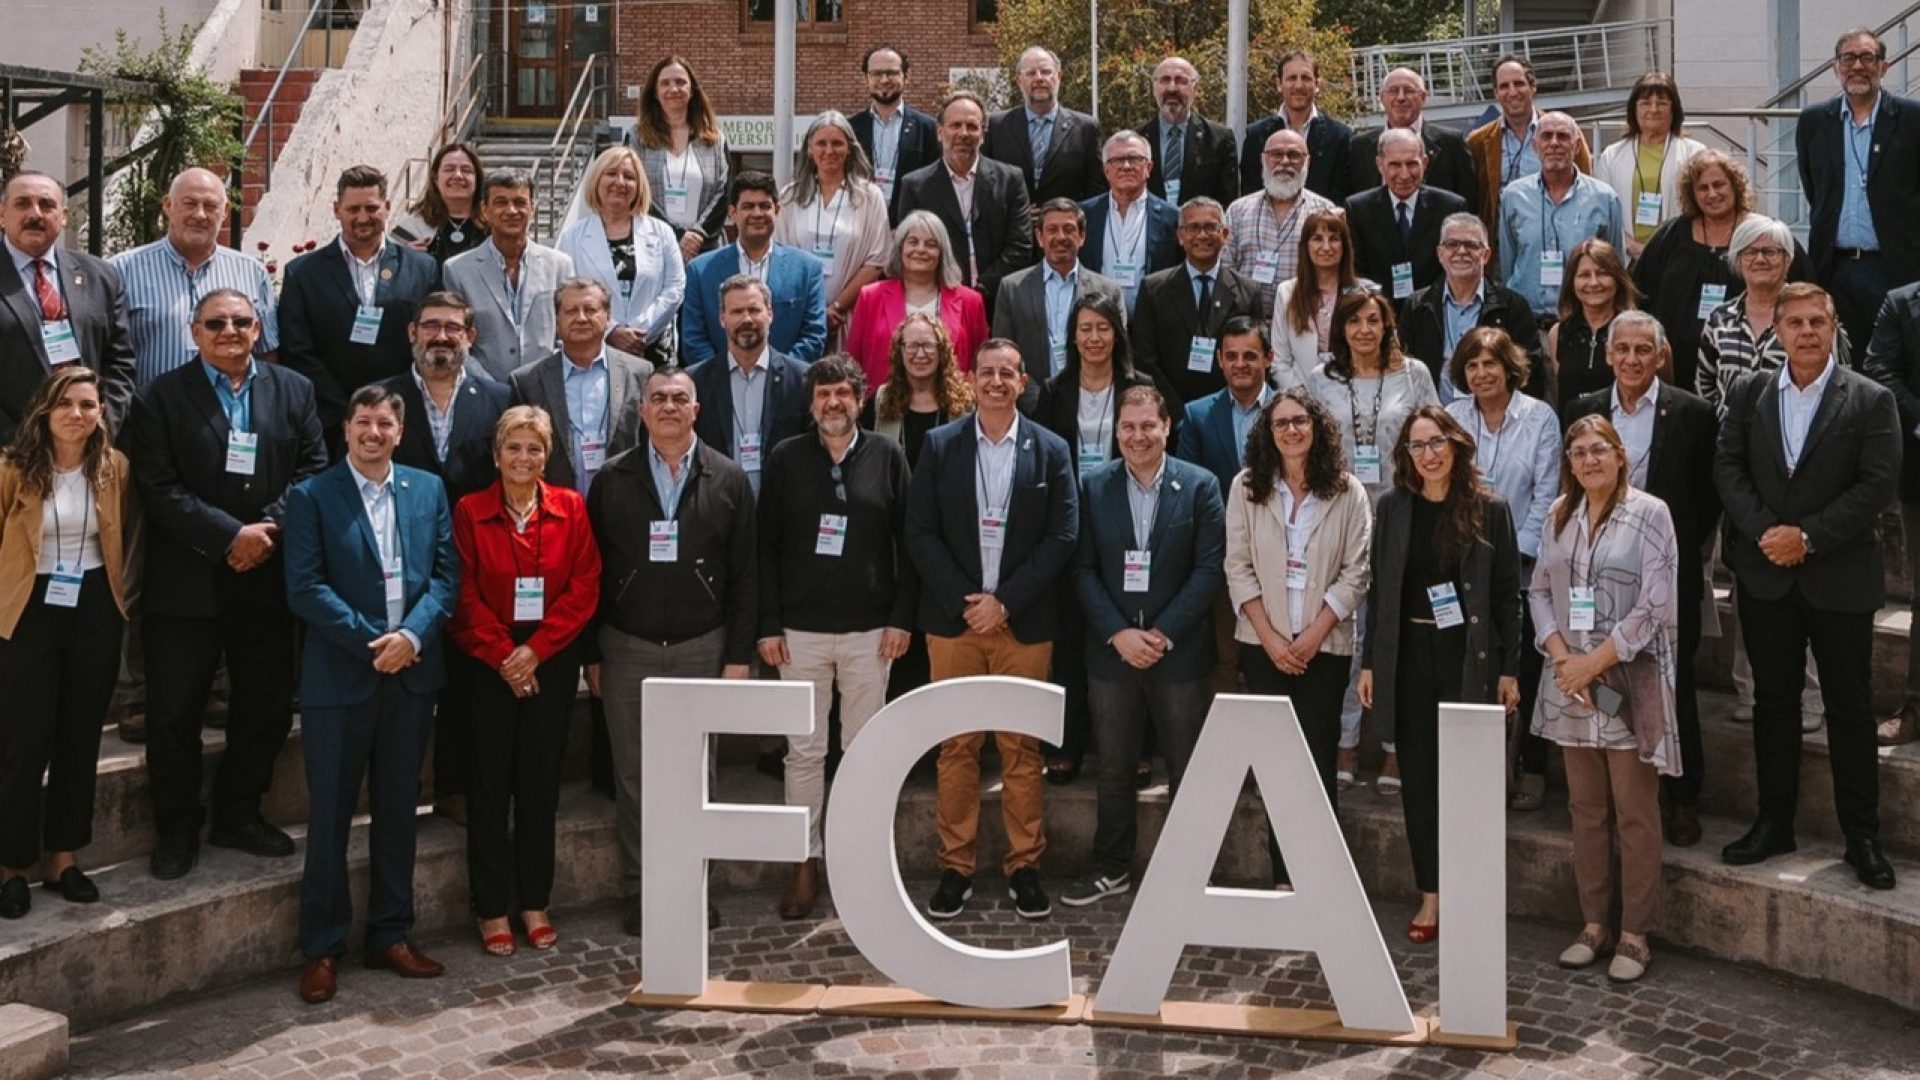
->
[299,957,337,1003]
[779,857,820,919]
[365,940,445,979]
[113,701,147,745]
[1878,706,1919,747]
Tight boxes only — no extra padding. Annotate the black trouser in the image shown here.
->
[429,645,470,801]
[1044,580,1092,765]
[1737,584,1879,840]
[143,599,297,838]
[1663,572,1706,808]
[1826,253,1891,367]
[461,643,581,918]
[0,571,120,868]
[1396,619,1465,894]
[1086,666,1209,876]
[1242,645,1351,885]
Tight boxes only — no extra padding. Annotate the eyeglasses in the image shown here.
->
[416,320,468,334]
[1739,246,1786,262]
[1178,221,1223,235]
[1836,51,1884,67]
[1262,149,1308,163]
[1439,239,1487,253]
[1107,154,1150,168]
[1567,445,1616,462]
[198,316,256,331]
[1270,415,1313,431]
[902,341,939,355]
[1407,436,1452,457]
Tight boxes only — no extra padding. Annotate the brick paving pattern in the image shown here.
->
[69,886,1920,1079]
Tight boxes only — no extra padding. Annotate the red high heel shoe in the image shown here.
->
[1406,919,1439,944]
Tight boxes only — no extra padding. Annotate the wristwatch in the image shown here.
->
[1801,529,1816,555]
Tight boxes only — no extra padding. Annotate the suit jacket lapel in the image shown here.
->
[1145,466,1180,553]
[1645,390,1673,485]
[1755,372,1788,478]
[184,361,230,439]
[320,244,362,315]
[1797,369,1850,467]
[1,264,50,369]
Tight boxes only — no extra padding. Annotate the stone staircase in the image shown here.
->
[464,122,593,245]
[237,69,322,233]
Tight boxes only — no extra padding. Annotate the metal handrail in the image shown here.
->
[239,0,331,155]
[531,53,607,236]
[1348,18,1667,104]
[1759,0,1920,108]
[395,52,488,213]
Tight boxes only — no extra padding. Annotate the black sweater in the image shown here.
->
[757,429,919,637]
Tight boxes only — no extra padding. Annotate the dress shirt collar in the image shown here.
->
[1043,261,1080,287]
[413,364,470,398]
[947,157,977,186]
[731,348,771,377]
[975,412,1020,448]
[1127,456,1167,495]
[1185,260,1219,282]
[649,439,697,475]
[339,235,384,270]
[348,458,394,491]
[1778,355,1839,394]
[563,350,607,375]
[1025,104,1058,126]
[1443,278,1487,309]
[203,356,257,390]
[1281,105,1321,130]
[1611,377,1662,417]
[5,236,56,276]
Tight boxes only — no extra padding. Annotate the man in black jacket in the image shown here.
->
[127,289,328,879]
[1396,212,1546,404]
[588,366,757,934]
[1861,279,1920,745]
[1135,57,1238,208]
[1348,68,1479,212]
[849,45,941,222]
[757,356,916,918]
[1343,129,1468,301]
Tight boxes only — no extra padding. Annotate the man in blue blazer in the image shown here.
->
[677,173,827,366]
[1063,385,1225,906]
[283,384,460,1004]
[1174,317,1274,491]
[688,277,813,496]
[1079,131,1182,312]
[905,339,1078,921]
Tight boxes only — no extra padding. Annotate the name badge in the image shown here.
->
[1252,250,1281,284]
[351,304,383,345]
[44,567,82,608]
[41,319,81,364]
[1427,582,1465,628]
[1354,443,1382,484]
[225,430,259,475]
[875,168,894,201]
[1187,335,1216,373]
[816,513,848,557]
[1285,554,1309,589]
[1110,261,1140,287]
[579,439,607,474]
[1049,340,1067,377]
[663,185,691,220]
[1078,445,1107,474]
[383,559,406,605]
[1696,283,1729,321]
[514,576,546,622]
[1634,191,1663,228]
[980,507,1007,549]
[1164,179,1182,205]
[811,242,836,280]
[1123,549,1152,592]
[650,519,680,562]
[1540,250,1564,290]
[1568,585,1597,632]
[737,432,762,471]
[1391,261,1415,299]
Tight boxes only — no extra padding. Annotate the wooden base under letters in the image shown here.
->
[816,986,1086,1024]
[625,980,826,1013]
[1086,1000,1434,1047]
[1429,1021,1520,1050]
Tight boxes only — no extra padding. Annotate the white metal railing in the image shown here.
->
[1347,18,1667,123]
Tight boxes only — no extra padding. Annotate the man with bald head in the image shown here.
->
[985,46,1106,206]
[1349,68,1479,212]
[1497,112,1623,320]
[1221,127,1336,317]
[113,168,279,390]
[1343,128,1468,299]
[1133,56,1238,208]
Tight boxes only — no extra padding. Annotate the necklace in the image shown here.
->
[447,215,472,245]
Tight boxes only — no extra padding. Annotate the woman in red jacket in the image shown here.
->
[844,210,988,390]
[451,406,601,955]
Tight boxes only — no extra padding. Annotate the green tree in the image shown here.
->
[1319,0,1479,46]
[989,0,1353,130]
[78,13,244,250]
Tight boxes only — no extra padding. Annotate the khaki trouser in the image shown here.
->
[1564,746,1665,935]
[927,630,1052,876]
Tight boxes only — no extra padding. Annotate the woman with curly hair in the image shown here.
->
[1272,209,1369,388]
[395,143,487,265]
[633,55,730,262]
[1224,387,1371,885]
[1359,405,1522,942]
[858,312,974,469]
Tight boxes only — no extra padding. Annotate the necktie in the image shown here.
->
[1195,273,1213,323]
[1165,125,1185,182]
[33,259,64,321]
[1396,202,1413,245]
[1030,115,1052,183]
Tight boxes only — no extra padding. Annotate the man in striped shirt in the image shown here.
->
[112,168,278,390]
[1221,128,1335,320]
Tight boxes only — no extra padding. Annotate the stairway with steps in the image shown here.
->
[463,123,593,245]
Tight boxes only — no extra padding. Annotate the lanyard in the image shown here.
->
[48,475,91,573]
[1634,138,1668,199]
[1347,371,1387,444]
[1081,382,1115,457]
[812,188,846,251]
[1107,199,1148,265]
[976,436,1015,511]
[1474,402,1504,474]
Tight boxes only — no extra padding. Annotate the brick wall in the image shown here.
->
[613,0,1002,122]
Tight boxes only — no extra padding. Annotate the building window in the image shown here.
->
[974,0,997,25]
[746,0,843,23]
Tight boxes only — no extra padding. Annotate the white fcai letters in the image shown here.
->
[824,678,1074,1009]
[641,679,814,996]
[1437,701,1509,1038]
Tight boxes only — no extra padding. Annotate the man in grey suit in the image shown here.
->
[992,197,1122,406]
[508,278,651,494]
[443,168,575,383]
[1715,282,1900,890]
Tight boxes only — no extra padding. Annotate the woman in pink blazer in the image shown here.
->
[846,210,988,391]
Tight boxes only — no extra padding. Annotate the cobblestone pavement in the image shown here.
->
[70,885,1920,1079]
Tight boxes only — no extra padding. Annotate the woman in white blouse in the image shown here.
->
[776,111,893,348]
[556,146,685,364]
[1593,72,1706,260]
[1272,210,1370,388]
[1530,415,1681,983]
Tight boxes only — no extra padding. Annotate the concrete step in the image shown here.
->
[6,762,1917,1027]
[1696,588,1913,717]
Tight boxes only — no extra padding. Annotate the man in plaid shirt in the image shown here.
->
[1221,128,1336,319]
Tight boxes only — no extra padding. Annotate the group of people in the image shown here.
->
[1,24,1917,1007]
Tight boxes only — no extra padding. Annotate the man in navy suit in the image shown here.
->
[1062,385,1225,906]
[1240,50,1352,203]
[1135,57,1238,208]
[278,165,440,457]
[0,170,137,443]
[283,384,459,1004]
[1343,129,1470,301]
[1795,28,1920,353]
[898,92,1035,321]
[678,173,827,366]
[379,290,511,824]
[1079,131,1182,314]
[985,47,1107,207]
[689,276,812,496]
[127,289,328,881]
[850,44,941,222]
[905,339,1078,921]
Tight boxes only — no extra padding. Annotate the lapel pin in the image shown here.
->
[380,268,395,281]
[400,479,410,489]
[72,273,84,286]
[1171,479,1182,491]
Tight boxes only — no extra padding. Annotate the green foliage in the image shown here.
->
[1319,0,1473,47]
[988,0,1354,128]
[78,12,244,250]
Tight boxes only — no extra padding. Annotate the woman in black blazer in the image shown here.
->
[1032,292,1160,783]
[1358,404,1522,943]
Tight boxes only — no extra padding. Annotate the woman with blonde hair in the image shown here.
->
[557,145,686,364]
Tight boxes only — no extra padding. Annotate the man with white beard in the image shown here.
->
[755,354,916,919]
[1222,128,1336,319]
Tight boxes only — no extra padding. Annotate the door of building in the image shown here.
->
[507,0,613,118]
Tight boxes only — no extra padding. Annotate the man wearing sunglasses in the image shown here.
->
[124,288,328,880]
[755,355,915,919]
